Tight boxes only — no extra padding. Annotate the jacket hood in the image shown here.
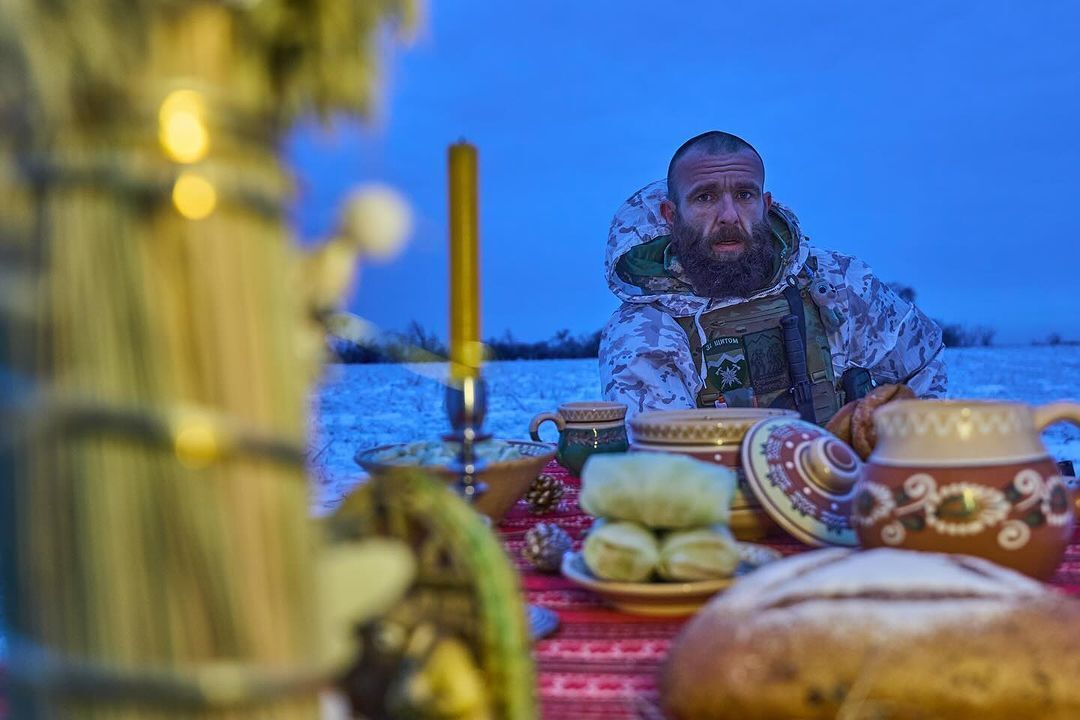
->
[604,180,810,317]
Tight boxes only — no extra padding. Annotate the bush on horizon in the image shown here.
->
[329,322,602,364]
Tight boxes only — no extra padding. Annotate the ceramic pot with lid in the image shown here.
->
[851,400,1079,581]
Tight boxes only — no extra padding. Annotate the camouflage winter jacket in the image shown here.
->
[599,180,947,419]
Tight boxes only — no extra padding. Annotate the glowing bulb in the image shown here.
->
[340,184,412,260]
[175,420,219,469]
[159,90,209,163]
[173,172,217,219]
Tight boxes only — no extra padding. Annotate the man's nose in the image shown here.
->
[716,194,739,224]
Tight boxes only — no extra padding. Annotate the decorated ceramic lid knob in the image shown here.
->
[740,418,861,547]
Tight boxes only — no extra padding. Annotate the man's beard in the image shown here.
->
[672,215,778,299]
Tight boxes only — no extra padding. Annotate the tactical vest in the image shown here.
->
[674,286,845,424]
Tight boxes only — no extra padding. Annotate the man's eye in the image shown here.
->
[737,191,754,200]
[695,193,714,203]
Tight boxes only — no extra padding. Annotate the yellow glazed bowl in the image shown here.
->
[355,438,557,522]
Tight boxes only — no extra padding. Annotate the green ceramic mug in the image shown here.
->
[529,401,629,476]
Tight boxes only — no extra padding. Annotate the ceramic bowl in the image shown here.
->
[355,439,556,522]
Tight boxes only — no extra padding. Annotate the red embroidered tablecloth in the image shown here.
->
[499,461,1080,720]
[1,462,1076,720]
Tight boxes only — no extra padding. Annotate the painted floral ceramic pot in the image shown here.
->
[852,400,1079,580]
[529,401,629,475]
[629,408,799,541]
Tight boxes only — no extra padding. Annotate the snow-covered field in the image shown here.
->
[310,346,1080,512]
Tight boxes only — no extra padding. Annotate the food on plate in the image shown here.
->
[581,519,660,582]
[577,452,743,585]
[657,525,740,581]
[579,452,736,529]
[367,439,528,467]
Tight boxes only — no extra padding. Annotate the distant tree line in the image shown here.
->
[886,283,995,348]
[329,282,1077,363]
[486,328,603,360]
[938,323,996,348]
[1036,333,1080,347]
[329,320,602,364]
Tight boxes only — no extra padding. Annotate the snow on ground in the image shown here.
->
[310,346,1080,512]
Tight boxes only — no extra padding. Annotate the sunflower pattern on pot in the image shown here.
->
[854,465,1075,579]
[855,470,1073,546]
[855,399,1080,581]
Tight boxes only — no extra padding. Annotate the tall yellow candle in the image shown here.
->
[449,141,481,379]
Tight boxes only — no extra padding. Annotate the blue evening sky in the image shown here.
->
[285,1,1080,346]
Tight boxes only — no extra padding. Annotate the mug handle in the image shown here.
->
[529,412,565,442]
[1033,402,1080,431]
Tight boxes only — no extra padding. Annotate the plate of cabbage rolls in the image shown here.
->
[562,452,783,616]
[560,540,781,616]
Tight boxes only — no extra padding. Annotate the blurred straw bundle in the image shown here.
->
[332,470,537,719]
[0,1,416,718]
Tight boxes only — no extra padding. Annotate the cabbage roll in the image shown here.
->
[582,520,659,582]
[657,525,740,581]
[580,452,736,529]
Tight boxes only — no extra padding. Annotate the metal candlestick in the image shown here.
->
[443,373,491,501]
[443,371,560,640]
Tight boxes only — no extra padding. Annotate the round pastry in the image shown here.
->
[824,399,857,445]
[662,547,1080,720]
[850,383,915,460]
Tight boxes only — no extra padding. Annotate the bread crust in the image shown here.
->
[662,549,1080,720]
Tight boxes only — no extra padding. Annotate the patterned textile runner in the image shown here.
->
[0,462,1075,719]
[499,461,1080,720]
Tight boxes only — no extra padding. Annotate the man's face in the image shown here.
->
[661,149,778,298]
[662,148,771,256]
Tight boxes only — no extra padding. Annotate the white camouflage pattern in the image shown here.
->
[599,180,947,418]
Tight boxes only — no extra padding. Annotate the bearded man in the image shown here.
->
[599,131,947,430]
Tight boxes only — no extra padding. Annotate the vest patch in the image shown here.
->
[744,328,789,394]
[673,281,846,424]
[702,336,748,391]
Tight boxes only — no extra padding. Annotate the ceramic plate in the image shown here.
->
[560,542,782,617]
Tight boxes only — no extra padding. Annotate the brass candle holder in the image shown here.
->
[443,373,491,502]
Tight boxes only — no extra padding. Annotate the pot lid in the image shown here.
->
[740,417,861,547]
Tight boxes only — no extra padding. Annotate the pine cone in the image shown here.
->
[521,522,572,573]
[524,473,564,514]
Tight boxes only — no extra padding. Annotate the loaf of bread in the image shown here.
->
[662,548,1080,719]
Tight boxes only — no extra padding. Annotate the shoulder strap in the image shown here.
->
[781,282,817,423]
